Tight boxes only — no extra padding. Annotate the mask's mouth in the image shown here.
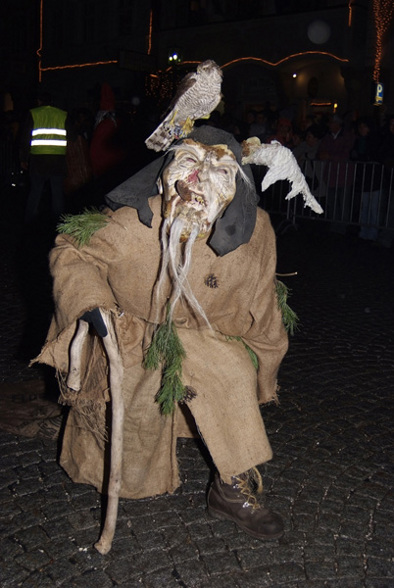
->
[175,180,207,210]
[167,182,210,241]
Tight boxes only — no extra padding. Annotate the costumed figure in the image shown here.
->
[34,61,323,554]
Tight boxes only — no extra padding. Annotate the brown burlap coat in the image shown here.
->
[37,196,288,498]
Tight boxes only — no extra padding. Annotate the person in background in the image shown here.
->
[292,124,324,193]
[267,117,293,148]
[249,110,269,143]
[241,109,257,140]
[64,107,94,210]
[375,114,394,245]
[378,114,394,170]
[19,90,68,226]
[317,113,355,231]
[350,116,383,242]
[89,83,127,179]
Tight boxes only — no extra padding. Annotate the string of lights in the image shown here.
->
[147,10,153,55]
[222,53,349,69]
[36,0,43,81]
[145,53,350,103]
[40,60,118,73]
[348,0,354,27]
[373,0,394,82]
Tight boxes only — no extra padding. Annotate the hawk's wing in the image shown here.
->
[164,72,197,118]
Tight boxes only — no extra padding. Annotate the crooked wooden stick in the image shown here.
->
[94,309,124,555]
[67,311,124,554]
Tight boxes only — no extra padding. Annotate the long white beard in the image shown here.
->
[156,216,211,327]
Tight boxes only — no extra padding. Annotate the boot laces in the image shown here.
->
[233,467,263,511]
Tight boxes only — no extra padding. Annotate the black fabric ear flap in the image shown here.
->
[105,155,170,227]
[208,171,257,256]
[189,126,258,256]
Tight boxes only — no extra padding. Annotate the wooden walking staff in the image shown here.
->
[66,309,125,555]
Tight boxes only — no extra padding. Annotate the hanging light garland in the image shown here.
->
[372,0,394,82]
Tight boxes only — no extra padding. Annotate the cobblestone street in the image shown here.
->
[0,192,393,587]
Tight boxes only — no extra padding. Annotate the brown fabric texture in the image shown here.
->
[36,196,288,498]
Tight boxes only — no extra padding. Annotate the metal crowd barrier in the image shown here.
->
[256,160,394,243]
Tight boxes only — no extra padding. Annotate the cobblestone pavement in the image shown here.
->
[0,191,393,587]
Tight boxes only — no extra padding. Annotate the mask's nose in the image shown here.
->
[187,160,211,185]
[186,168,200,184]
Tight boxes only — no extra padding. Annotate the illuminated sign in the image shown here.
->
[374,82,384,105]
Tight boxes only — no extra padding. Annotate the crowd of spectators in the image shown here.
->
[200,105,394,244]
[1,92,394,244]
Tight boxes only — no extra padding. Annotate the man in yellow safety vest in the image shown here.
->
[20,90,68,226]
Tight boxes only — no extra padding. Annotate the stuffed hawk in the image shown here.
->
[145,60,223,152]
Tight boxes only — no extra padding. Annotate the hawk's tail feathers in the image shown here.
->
[145,122,173,152]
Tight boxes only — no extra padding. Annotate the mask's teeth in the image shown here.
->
[195,194,206,206]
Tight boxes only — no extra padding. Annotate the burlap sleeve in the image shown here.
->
[34,214,123,373]
[49,219,122,332]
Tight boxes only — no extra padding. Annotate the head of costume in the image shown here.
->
[105,126,258,256]
[160,138,239,241]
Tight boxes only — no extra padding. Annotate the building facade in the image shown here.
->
[152,0,393,123]
[1,1,393,123]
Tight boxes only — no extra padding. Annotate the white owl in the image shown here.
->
[145,60,223,153]
[242,137,324,214]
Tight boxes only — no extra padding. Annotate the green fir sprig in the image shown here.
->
[143,314,187,415]
[276,279,299,335]
[57,208,109,247]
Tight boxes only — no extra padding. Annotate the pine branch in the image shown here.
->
[143,316,187,414]
[57,208,109,247]
[276,279,299,335]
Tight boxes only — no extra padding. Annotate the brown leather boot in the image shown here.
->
[207,468,284,540]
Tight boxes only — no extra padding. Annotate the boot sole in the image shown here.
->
[207,505,284,541]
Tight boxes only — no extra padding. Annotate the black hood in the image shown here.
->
[105,126,258,256]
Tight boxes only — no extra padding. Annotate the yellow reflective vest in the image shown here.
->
[30,106,67,155]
